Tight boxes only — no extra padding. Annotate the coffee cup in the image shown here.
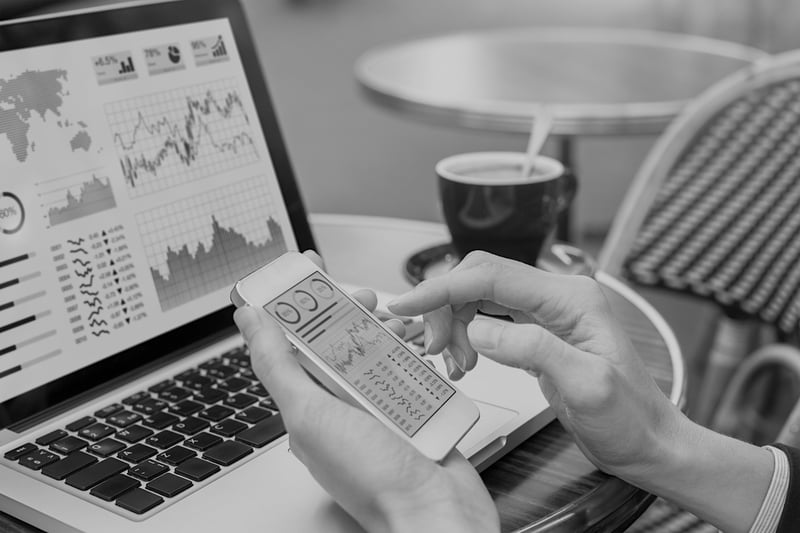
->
[436,152,576,265]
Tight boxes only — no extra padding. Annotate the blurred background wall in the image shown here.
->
[7,0,800,242]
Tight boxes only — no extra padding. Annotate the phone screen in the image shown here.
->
[266,273,455,437]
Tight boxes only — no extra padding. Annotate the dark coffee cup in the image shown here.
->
[436,152,576,265]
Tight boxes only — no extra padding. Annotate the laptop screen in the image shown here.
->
[0,0,314,428]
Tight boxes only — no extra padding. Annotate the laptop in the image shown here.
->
[0,1,554,531]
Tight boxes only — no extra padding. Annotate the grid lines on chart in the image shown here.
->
[105,78,260,198]
[136,176,285,310]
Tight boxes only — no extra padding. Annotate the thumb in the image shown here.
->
[467,319,585,387]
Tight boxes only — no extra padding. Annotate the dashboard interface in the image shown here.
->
[267,274,455,437]
[0,18,298,404]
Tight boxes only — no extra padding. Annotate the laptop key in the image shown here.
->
[122,391,150,406]
[174,457,220,481]
[88,438,127,457]
[159,386,191,403]
[65,458,128,490]
[131,398,168,416]
[235,415,286,448]
[18,449,60,470]
[148,380,173,394]
[35,429,67,446]
[199,357,222,371]
[246,383,269,397]
[259,397,278,411]
[183,432,222,451]
[94,403,124,419]
[156,445,196,466]
[4,443,37,461]
[181,375,214,391]
[117,425,154,443]
[118,443,157,464]
[146,472,192,497]
[238,368,256,380]
[205,364,237,380]
[65,416,96,432]
[217,377,249,393]
[142,412,179,430]
[210,419,247,438]
[128,459,169,481]
[193,387,227,404]
[41,451,97,480]
[197,404,235,422]
[90,474,139,501]
[172,416,209,436]
[175,369,201,381]
[50,436,89,455]
[222,393,257,410]
[146,430,183,450]
[79,423,116,441]
[203,440,252,467]
[236,406,272,425]
[107,411,143,428]
[168,400,203,417]
[116,488,163,514]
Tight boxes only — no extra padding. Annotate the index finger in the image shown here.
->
[387,260,577,319]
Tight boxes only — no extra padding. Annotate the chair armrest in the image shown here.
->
[712,344,800,446]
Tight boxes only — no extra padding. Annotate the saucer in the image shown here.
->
[404,243,461,285]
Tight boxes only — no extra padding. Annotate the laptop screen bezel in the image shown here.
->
[0,0,316,430]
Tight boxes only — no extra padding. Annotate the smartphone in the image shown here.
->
[231,251,479,461]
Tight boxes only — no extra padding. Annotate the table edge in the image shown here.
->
[355,27,767,135]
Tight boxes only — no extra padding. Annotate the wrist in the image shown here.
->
[374,478,500,533]
[623,411,773,533]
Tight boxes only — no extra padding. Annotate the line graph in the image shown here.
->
[37,169,117,227]
[136,176,288,311]
[105,78,259,198]
[321,316,389,375]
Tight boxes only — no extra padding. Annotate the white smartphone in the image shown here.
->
[231,251,480,461]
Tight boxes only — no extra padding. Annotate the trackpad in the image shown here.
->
[456,400,517,458]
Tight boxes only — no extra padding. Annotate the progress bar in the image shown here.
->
[0,349,62,379]
[0,310,52,334]
[0,253,34,270]
[0,330,57,358]
[0,290,46,312]
[0,272,42,291]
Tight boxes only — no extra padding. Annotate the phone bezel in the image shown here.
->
[231,252,480,461]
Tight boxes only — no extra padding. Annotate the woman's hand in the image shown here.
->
[233,252,498,533]
[387,251,685,484]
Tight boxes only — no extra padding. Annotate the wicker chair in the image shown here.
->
[599,50,800,531]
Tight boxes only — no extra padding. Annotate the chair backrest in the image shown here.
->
[600,50,800,335]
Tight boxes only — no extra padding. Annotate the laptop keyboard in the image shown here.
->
[2,313,425,518]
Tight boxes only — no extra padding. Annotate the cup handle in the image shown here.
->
[558,168,578,213]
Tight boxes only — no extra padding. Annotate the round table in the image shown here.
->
[355,27,766,136]
[355,28,766,240]
[311,213,684,532]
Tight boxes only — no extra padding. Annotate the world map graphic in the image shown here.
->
[0,69,92,162]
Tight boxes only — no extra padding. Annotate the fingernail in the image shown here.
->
[386,297,403,311]
[468,321,501,351]
[450,345,466,372]
[423,323,432,353]
[444,355,455,377]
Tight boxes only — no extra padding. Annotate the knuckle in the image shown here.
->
[572,276,608,307]
[573,361,618,410]
[462,250,493,265]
